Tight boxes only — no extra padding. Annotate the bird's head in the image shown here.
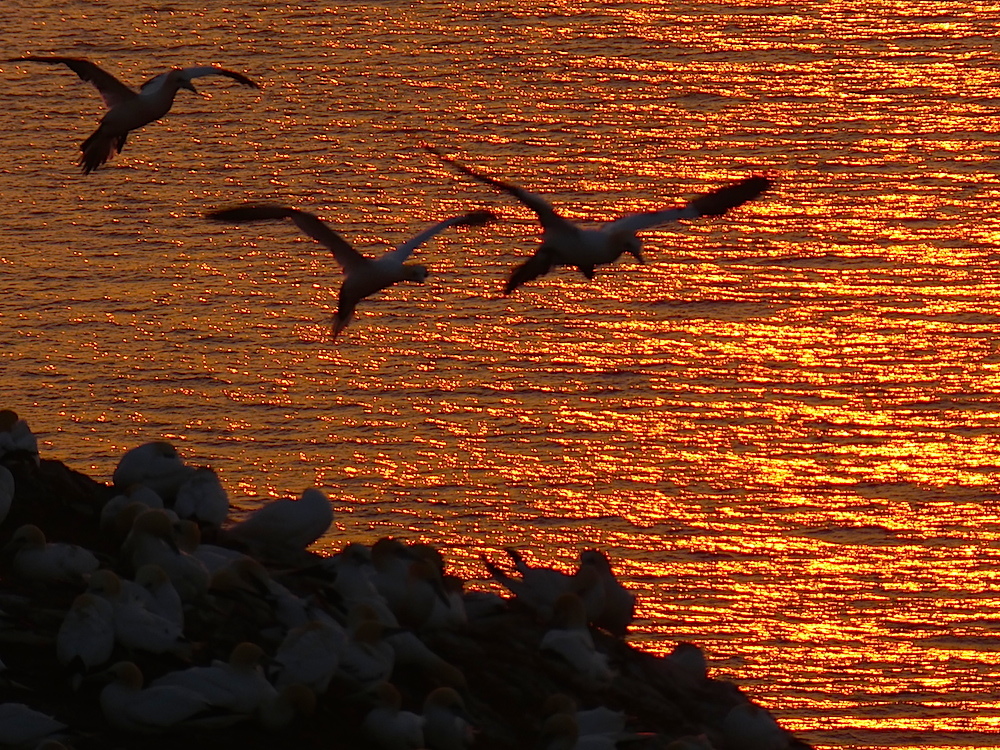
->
[403,263,429,282]
[166,69,201,96]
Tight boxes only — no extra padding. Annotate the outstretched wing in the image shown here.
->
[206,204,364,272]
[604,175,772,235]
[10,55,137,108]
[141,66,260,90]
[423,145,570,233]
[387,209,495,263]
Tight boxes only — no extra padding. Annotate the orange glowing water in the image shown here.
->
[2,1,1000,747]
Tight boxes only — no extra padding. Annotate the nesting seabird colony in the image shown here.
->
[0,412,808,750]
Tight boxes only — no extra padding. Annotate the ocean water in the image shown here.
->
[2,1,1000,747]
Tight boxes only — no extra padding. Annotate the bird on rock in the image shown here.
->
[222,488,333,562]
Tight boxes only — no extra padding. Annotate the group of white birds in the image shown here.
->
[9,55,771,339]
[0,413,796,750]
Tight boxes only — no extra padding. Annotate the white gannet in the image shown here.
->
[4,524,100,585]
[119,509,209,600]
[99,661,213,733]
[422,687,476,750]
[56,592,116,686]
[483,547,601,622]
[208,556,310,633]
[540,711,627,750]
[578,550,636,637]
[361,682,425,750]
[133,563,184,629]
[206,204,495,338]
[424,145,771,294]
[9,56,259,174]
[221,488,333,562]
[112,441,196,503]
[384,630,466,689]
[0,409,40,465]
[100,485,165,537]
[0,703,67,747]
[328,543,399,627]
[372,537,450,629]
[721,703,791,750]
[273,619,344,692]
[0,464,13,526]
[174,466,230,530]
[257,683,317,730]
[151,642,277,715]
[87,569,189,657]
[337,618,395,693]
[539,594,614,686]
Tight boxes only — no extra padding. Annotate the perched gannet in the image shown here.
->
[578,550,636,637]
[483,547,601,622]
[100,661,212,732]
[361,682,425,750]
[257,683,317,730]
[721,703,790,750]
[4,524,100,585]
[100,485,165,536]
[222,488,333,562]
[425,145,771,294]
[87,569,189,657]
[543,694,625,736]
[372,537,450,628]
[206,204,495,338]
[328,543,399,626]
[0,409,40,465]
[0,703,67,746]
[384,630,466,689]
[273,619,344,692]
[120,509,209,600]
[112,441,196,503]
[544,694,654,747]
[56,593,116,685]
[337,618,395,693]
[540,711,622,750]
[423,687,476,750]
[540,594,614,686]
[0,464,13,526]
[174,466,230,530]
[151,642,277,715]
[208,556,310,633]
[9,56,259,174]
[133,563,184,629]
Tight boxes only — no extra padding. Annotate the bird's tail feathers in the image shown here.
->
[79,126,123,175]
[691,175,771,217]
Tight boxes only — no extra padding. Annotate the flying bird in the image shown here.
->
[424,145,771,294]
[207,204,495,338]
[9,56,259,174]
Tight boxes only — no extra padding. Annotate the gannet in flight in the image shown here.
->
[207,204,495,338]
[9,56,259,174]
[424,146,771,294]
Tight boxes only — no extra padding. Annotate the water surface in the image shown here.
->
[2,2,1000,747]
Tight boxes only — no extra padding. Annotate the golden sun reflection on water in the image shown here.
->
[3,1,1000,748]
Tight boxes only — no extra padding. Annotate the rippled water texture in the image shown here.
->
[3,1,1000,747]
